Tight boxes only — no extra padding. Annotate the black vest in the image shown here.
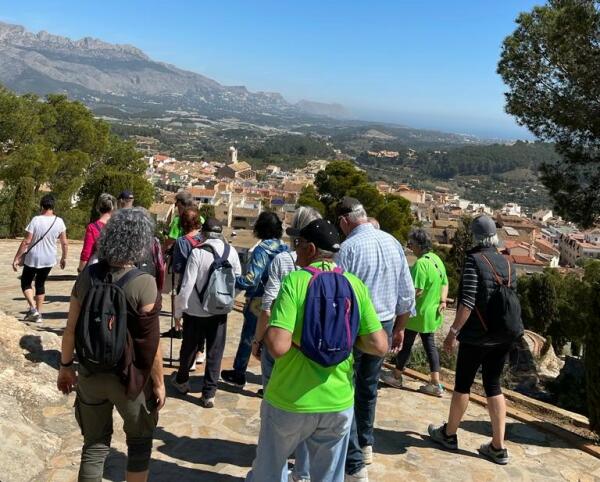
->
[457,247,517,346]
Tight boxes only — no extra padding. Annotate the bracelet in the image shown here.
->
[449,326,459,336]
[252,339,263,345]
[60,359,74,368]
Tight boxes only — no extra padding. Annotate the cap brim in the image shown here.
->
[286,227,302,237]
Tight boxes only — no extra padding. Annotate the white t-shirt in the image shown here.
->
[24,215,67,268]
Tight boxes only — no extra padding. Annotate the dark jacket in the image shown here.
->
[457,247,517,346]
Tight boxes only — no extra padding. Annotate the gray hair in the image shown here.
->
[408,228,432,252]
[473,233,500,248]
[205,231,224,240]
[367,217,380,229]
[291,206,322,231]
[175,190,194,208]
[346,206,367,223]
[96,193,117,214]
[98,207,155,265]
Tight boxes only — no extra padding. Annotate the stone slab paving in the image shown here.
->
[0,239,598,481]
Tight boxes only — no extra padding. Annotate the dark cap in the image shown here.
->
[471,215,497,237]
[335,196,363,217]
[287,219,341,253]
[118,190,134,200]
[202,217,223,234]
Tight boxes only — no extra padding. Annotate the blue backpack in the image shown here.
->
[298,266,360,367]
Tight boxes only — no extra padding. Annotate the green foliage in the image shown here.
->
[378,195,412,242]
[498,0,600,227]
[9,177,36,237]
[314,161,369,205]
[199,204,216,221]
[244,134,335,168]
[297,185,325,215]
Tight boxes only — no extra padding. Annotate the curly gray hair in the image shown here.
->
[97,207,155,265]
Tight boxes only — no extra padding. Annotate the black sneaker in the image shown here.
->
[478,442,509,465]
[221,369,246,387]
[161,327,183,339]
[199,396,215,409]
[427,423,458,450]
[257,388,264,398]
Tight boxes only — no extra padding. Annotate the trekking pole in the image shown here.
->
[169,266,175,368]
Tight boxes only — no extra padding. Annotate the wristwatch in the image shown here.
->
[60,359,74,368]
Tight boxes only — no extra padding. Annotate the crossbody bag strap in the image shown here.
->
[25,216,58,256]
[478,253,504,286]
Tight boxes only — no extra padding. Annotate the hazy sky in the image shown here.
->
[0,0,541,139]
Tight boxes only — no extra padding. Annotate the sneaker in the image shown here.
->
[257,388,264,398]
[24,308,40,322]
[170,372,190,394]
[161,327,183,339]
[190,359,197,372]
[199,396,215,408]
[478,442,509,465]
[221,369,246,387]
[196,351,206,364]
[418,383,445,398]
[362,445,373,465]
[379,369,403,389]
[288,475,309,482]
[345,467,368,481]
[427,423,458,450]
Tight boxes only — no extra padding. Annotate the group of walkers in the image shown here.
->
[13,187,523,481]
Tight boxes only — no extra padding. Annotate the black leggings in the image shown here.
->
[454,343,511,397]
[395,329,441,373]
[21,265,52,295]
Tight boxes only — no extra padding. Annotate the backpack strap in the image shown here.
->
[303,266,322,286]
[477,253,508,286]
[423,253,443,280]
[193,242,229,303]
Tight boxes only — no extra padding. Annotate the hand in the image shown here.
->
[443,333,457,354]
[154,383,166,411]
[175,318,182,331]
[12,260,19,272]
[390,327,405,354]
[251,340,263,360]
[60,258,66,269]
[57,366,77,394]
[438,301,447,314]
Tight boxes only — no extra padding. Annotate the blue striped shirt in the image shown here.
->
[335,223,416,321]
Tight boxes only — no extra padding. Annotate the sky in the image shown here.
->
[0,0,541,139]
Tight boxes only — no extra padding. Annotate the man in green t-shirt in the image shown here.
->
[246,219,388,482]
[164,191,204,251]
[381,228,449,397]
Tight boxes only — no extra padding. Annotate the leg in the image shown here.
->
[20,265,36,310]
[202,315,228,399]
[446,343,483,435]
[305,407,353,482]
[246,402,315,482]
[394,328,419,373]
[481,344,510,449]
[232,300,259,375]
[176,313,201,384]
[33,266,52,313]
[292,441,311,481]
[420,332,441,384]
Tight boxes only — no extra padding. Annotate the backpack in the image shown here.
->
[298,266,360,367]
[75,263,143,374]
[136,237,166,291]
[475,254,523,340]
[193,243,236,315]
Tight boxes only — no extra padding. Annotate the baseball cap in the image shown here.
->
[287,219,341,253]
[471,215,497,237]
[335,196,363,217]
[202,217,223,233]
[118,190,134,200]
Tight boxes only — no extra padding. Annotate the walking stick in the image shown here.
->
[169,262,175,368]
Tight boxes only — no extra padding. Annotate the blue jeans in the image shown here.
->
[246,402,353,482]
[345,319,394,475]
[233,298,260,375]
[261,349,310,480]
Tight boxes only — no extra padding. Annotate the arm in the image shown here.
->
[261,256,282,311]
[264,326,293,359]
[149,329,165,410]
[390,311,411,353]
[59,231,68,269]
[438,283,449,313]
[174,250,201,319]
[355,328,389,357]
[79,225,95,267]
[12,231,33,272]
[57,296,81,394]
[443,303,472,353]
[395,243,416,318]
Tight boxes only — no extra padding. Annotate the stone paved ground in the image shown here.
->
[0,239,598,481]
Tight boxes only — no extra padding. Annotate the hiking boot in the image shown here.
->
[345,467,368,481]
[170,372,190,394]
[199,396,215,409]
[428,423,458,450]
[221,369,246,387]
[24,308,40,322]
[478,442,509,465]
[379,369,403,389]
[418,383,445,398]
[362,445,373,465]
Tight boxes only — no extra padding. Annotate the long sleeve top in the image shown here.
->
[235,238,288,299]
[80,220,105,262]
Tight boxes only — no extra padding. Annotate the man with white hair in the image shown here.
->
[335,197,415,482]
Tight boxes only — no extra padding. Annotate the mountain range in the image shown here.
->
[0,21,352,122]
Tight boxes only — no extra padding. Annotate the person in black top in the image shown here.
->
[427,215,518,465]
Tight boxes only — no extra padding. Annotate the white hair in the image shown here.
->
[346,206,367,223]
[473,233,500,248]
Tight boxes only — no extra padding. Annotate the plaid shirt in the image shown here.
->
[335,223,416,321]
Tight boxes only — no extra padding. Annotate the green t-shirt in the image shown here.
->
[265,261,382,413]
[406,252,448,333]
[168,214,205,240]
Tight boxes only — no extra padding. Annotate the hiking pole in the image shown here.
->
[169,265,175,368]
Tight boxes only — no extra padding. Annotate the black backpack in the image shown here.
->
[75,263,143,374]
[475,254,523,340]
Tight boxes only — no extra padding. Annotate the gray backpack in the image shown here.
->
[194,243,236,315]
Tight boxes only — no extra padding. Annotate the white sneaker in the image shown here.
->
[418,383,444,398]
[196,351,206,364]
[170,372,190,394]
[362,445,373,465]
[24,308,40,322]
[190,359,197,372]
[345,467,368,482]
